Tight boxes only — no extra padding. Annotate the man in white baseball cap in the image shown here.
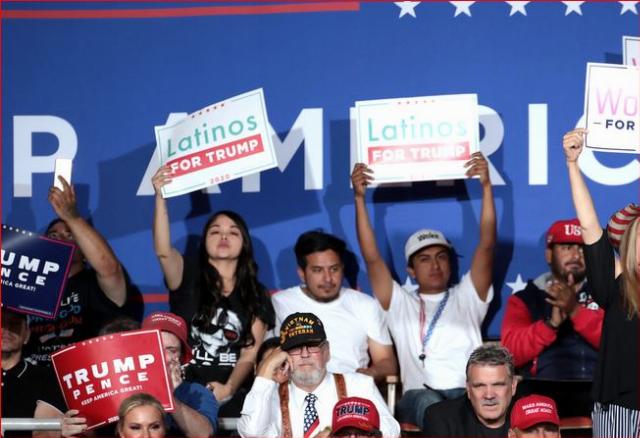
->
[351,152,496,431]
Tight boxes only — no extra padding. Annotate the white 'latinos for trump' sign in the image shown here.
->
[623,36,640,66]
[355,94,479,183]
[584,63,640,153]
[154,88,277,198]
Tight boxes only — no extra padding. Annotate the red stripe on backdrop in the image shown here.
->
[141,289,279,303]
[140,293,168,304]
[3,2,360,19]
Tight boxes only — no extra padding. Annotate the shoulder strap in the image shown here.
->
[334,373,347,399]
[279,373,346,437]
[279,382,292,438]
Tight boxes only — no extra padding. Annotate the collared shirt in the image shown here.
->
[238,372,399,437]
[2,359,65,421]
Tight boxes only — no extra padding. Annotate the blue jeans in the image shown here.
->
[395,387,466,431]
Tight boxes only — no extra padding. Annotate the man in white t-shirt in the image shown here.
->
[351,152,496,430]
[272,230,397,381]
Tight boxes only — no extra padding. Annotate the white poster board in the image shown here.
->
[154,88,277,197]
[355,94,479,183]
[623,35,640,66]
[584,63,640,153]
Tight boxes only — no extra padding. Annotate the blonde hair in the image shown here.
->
[619,217,640,318]
[117,393,166,435]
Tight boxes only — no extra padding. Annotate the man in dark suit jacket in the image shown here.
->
[424,344,517,436]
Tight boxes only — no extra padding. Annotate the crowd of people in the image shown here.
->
[2,129,638,437]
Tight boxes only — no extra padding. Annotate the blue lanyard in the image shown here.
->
[418,291,450,363]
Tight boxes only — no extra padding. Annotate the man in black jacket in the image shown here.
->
[424,344,517,436]
[2,307,66,437]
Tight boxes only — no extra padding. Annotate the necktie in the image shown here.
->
[303,393,319,438]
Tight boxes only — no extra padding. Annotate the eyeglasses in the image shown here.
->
[288,342,326,356]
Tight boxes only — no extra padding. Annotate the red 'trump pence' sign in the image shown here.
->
[51,330,174,429]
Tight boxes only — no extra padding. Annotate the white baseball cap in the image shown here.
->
[404,229,452,262]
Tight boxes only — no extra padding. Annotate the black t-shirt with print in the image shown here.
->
[170,256,274,416]
[24,269,128,364]
[187,292,251,385]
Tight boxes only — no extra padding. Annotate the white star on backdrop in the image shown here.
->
[395,1,421,18]
[562,1,584,15]
[506,1,530,16]
[506,274,528,294]
[450,1,475,17]
[619,1,638,14]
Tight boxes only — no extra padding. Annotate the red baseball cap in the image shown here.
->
[546,218,583,247]
[142,311,192,364]
[510,395,560,430]
[332,397,380,434]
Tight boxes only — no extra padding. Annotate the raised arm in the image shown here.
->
[49,177,126,306]
[563,129,602,245]
[237,346,289,437]
[152,166,184,291]
[465,152,496,302]
[352,163,394,310]
[238,349,285,438]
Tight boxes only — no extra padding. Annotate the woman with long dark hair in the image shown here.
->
[563,128,640,437]
[152,166,274,416]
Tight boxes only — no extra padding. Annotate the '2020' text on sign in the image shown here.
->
[585,63,640,153]
[154,88,278,197]
[355,93,479,183]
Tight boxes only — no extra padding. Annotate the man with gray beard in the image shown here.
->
[238,313,399,438]
[424,344,517,436]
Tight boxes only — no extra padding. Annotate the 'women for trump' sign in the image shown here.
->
[585,63,640,153]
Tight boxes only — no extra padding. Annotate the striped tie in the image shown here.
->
[303,393,319,438]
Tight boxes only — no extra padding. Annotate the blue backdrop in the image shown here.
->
[3,1,638,336]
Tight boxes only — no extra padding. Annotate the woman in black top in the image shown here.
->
[152,166,274,415]
[563,128,639,437]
